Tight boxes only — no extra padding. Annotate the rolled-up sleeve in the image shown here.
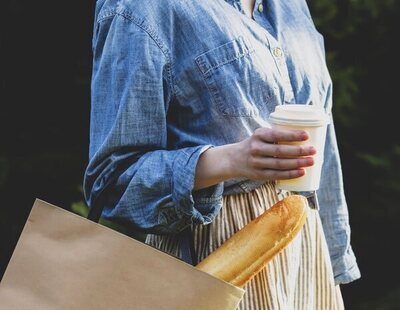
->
[318,115,361,284]
[83,13,224,234]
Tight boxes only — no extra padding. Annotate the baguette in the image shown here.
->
[196,194,309,287]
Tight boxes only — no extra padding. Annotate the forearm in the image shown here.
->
[193,143,239,190]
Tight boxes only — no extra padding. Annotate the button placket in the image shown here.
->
[270,45,295,103]
[245,0,296,104]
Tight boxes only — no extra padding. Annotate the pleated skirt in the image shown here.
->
[146,182,345,310]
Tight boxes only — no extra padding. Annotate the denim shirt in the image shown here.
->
[84,0,360,284]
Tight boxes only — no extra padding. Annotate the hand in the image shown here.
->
[230,127,316,181]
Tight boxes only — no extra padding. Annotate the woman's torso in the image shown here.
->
[95,0,332,192]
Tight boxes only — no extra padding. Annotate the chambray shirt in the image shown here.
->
[84,0,361,284]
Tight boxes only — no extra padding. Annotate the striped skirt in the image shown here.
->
[146,182,345,310]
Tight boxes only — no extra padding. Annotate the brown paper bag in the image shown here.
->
[0,199,244,309]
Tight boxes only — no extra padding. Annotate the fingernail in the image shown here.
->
[301,132,308,140]
[309,146,317,154]
[307,158,314,165]
[298,169,305,176]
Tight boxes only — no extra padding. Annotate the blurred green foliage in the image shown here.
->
[309,1,400,308]
[357,286,400,310]
[308,0,400,200]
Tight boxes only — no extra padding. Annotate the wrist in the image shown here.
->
[193,143,241,191]
[223,142,242,180]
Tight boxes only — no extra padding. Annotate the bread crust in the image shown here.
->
[196,194,309,287]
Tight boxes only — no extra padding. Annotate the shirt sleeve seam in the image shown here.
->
[98,7,175,98]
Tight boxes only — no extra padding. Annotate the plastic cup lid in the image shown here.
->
[269,104,330,126]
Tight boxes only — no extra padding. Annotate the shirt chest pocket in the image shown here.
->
[195,36,277,117]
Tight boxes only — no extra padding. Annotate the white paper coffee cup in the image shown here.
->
[269,104,330,191]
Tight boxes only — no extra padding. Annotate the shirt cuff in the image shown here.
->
[172,145,224,227]
[332,246,361,285]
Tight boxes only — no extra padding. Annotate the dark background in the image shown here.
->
[1,1,399,308]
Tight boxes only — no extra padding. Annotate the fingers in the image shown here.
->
[250,141,317,158]
[254,168,306,180]
[254,127,308,143]
[244,127,318,182]
[250,156,314,170]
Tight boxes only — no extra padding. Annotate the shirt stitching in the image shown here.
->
[98,7,175,99]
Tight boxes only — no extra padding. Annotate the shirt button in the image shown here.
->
[258,3,264,13]
[272,47,283,58]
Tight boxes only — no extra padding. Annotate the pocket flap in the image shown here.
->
[195,36,254,77]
